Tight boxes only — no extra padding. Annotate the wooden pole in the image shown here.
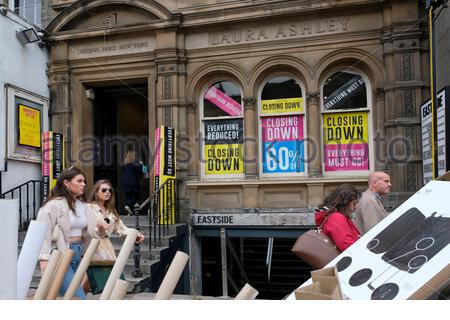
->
[154,251,189,300]
[33,250,62,300]
[45,249,73,300]
[63,239,100,299]
[100,229,138,300]
[109,279,129,300]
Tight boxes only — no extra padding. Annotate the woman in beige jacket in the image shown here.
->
[88,179,144,264]
[36,166,106,299]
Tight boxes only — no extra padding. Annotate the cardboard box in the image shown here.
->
[295,267,342,300]
[288,180,450,300]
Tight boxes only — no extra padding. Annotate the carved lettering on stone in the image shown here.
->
[210,17,351,45]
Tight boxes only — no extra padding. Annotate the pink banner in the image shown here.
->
[42,132,50,176]
[261,116,303,142]
[154,127,160,177]
[324,143,369,171]
[204,86,242,116]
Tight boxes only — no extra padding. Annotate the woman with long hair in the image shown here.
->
[315,184,362,251]
[37,166,106,299]
[88,179,144,264]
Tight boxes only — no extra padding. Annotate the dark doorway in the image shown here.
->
[92,83,149,213]
[200,236,312,299]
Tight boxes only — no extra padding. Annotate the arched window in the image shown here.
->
[201,80,244,178]
[259,76,306,176]
[321,71,371,173]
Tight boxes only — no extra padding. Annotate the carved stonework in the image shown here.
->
[403,89,414,117]
[373,88,385,101]
[402,52,413,81]
[163,75,172,100]
[406,163,417,192]
[306,93,320,105]
[52,114,65,134]
[243,97,256,110]
[405,126,416,155]
[187,102,197,115]
[164,107,172,126]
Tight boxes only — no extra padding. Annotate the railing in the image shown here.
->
[129,178,180,277]
[0,180,44,230]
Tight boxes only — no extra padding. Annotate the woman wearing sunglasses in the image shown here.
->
[84,179,144,293]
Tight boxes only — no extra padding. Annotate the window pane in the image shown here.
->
[323,72,367,111]
[203,81,242,118]
[261,76,302,100]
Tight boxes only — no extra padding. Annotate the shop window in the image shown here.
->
[201,80,244,178]
[259,76,305,176]
[321,71,370,173]
[13,0,42,26]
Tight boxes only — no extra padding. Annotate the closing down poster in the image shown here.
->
[287,180,450,300]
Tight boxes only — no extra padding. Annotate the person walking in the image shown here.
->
[354,171,392,235]
[315,184,361,251]
[36,166,106,299]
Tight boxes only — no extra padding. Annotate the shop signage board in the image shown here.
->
[287,180,450,300]
[323,111,369,171]
[41,132,64,200]
[204,118,244,176]
[421,86,450,184]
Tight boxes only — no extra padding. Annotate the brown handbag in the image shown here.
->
[291,214,341,269]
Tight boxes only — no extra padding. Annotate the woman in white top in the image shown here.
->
[88,179,144,264]
[37,166,106,299]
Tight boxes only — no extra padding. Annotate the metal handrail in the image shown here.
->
[1,179,44,230]
[127,178,179,277]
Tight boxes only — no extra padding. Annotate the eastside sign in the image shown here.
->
[421,86,450,184]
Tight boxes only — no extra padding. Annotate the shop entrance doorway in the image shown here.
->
[92,83,149,213]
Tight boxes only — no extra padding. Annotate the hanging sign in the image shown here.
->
[204,86,242,116]
[260,97,303,115]
[153,125,176,224]
[262,115,304,173]
[18,104,41,148]
[42,132,64,200]
[421,86,450,185]
[204,119,243,175]
[323,111,369,171]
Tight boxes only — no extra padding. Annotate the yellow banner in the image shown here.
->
[323,112,369,144]
[19,104,41,147]
[261,97,303,115]
[204,144,244,175]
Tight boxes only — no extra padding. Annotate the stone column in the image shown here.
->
[187,103,198,181]
[306,93,322,177]
[243,97,257,179]
[373,88,387,171]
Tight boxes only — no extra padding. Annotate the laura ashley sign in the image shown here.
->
[209,17,350,45]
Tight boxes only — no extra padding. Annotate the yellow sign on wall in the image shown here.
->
[261,97,303,115]
[19,104,41,147]
[204,144,244,175]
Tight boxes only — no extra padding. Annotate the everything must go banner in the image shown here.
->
[261,115,304,174]
[153,125,176,224]
[323,111,369,171]
[42,132,64,200]
[204,118,244,175]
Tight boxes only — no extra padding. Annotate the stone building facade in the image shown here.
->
[41,0,429,210]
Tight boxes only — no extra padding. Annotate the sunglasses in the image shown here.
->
[100,188,113,193]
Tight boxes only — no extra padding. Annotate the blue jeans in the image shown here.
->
[59,242,87,299]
